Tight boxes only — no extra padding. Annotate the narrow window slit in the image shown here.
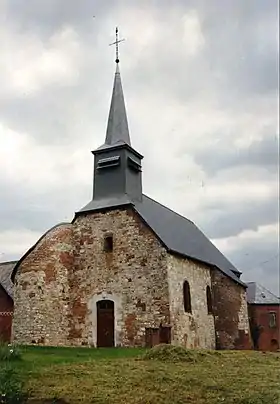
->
[206,285,213,314]
[104,235,113,252]
[183,280,192,313]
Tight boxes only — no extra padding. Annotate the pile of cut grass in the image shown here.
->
[141,343,221,362]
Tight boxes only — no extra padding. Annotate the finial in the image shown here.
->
[109,26,125,64]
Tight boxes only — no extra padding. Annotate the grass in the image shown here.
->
[0,340,22,361]
[5,345,280,404]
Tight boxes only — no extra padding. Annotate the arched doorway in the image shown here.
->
[96,300,115,347]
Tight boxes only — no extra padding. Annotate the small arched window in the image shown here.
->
[206,285,213,314]
[183,281,192,313]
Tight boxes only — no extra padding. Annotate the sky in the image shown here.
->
[0,0,279,294]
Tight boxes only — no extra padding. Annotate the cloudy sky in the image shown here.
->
[0,1,279,294]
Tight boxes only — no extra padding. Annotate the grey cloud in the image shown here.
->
[0,68,111,146]
[228,237,279,296]
[169,1,278,103]
[1,1,278,145]
[121,0,278,107]
[4,0,115,37]
[196,197,278,239]
[0,181,64,232]
[0,176,91,233]
[197,0,279,97]
[193,133,279,176]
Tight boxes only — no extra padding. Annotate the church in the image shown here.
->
[10,46,252,350]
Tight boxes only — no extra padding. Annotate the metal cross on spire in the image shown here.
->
[109,26,125,64]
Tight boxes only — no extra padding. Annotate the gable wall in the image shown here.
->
[12,208,171,347]
[167,254,216,349]
[211,269,252,349]
[70,208,170,346]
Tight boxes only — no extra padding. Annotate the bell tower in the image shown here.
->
[92,61,143,202]
[79,27,143,214]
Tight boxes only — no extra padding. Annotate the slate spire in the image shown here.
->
[82,27,143,206]
[105,63,131,146]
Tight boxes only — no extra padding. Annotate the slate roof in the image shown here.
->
[77,194,244,286]
[246,282,280,304]
[0,261,17,299]
[97,64,131,152]
[135,195,244,285]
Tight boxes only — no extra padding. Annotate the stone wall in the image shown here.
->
[12,206,251,350]
[12,224,73,345]
[167,255,216,349]
[211,269,252,349]
[70,208,170,347]
[12,208,170,347]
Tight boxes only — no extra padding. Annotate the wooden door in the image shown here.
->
[0,312,13,342]
[159,326,171,344]
[145,328,160,347]
[97,300,114,347]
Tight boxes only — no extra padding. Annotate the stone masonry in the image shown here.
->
[13,208,169,346]
[12,207,230,348]
[167,255,216,349]
[211,270,252,349]
[12,224,73,345]
[69,208,170,346]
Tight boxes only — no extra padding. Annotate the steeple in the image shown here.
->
[85,27,143,208]
[105,63,131,147]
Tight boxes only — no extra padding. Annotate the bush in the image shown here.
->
[0,341,22,362]
[0,364,27,403]
[141,344,221,362]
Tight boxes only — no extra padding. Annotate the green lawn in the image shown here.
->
[8,346,280,403]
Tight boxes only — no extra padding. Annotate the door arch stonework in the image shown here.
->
[88,293,121,347]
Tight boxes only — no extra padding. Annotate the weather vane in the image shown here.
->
[109,26,125,64]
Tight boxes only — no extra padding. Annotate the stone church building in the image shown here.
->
[11,61,252,350]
